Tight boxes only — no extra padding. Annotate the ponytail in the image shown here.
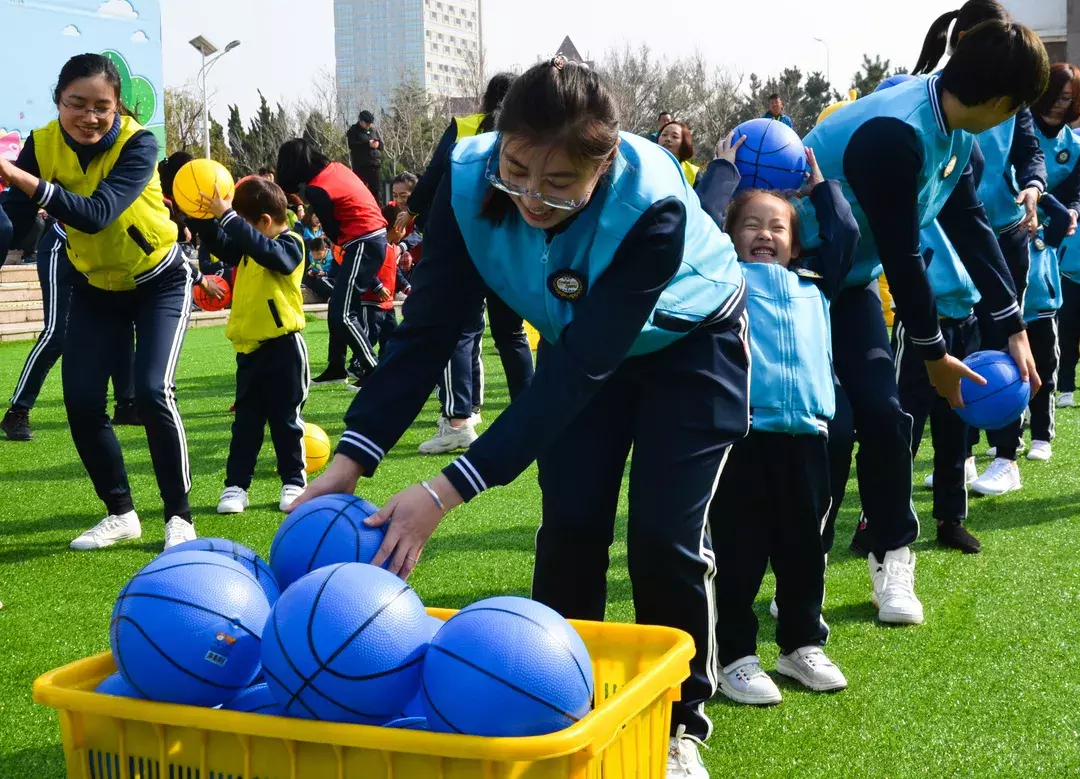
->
[912,10,960,75]
[912,0,1011,75]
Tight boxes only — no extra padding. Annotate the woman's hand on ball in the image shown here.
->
[925,353,986,408]
[284,454,363,513]
[198,276,226,301]
[367,475,463,580]
[1008,330,1042,396]
[714,131,745,165]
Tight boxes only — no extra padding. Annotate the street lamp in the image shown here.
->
[189,36,241,159]
[813,37,831,87]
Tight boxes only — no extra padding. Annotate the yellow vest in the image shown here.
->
[681,160,700,187]
[227,229,307,354]
[455,113,486,141]
[34,117,177,291]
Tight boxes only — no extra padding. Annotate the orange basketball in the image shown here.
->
[194,275,231,312]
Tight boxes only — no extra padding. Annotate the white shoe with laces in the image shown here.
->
[1057,391,1075,408]
[418,416,478,454]
[217,486,249,514]
[971,458,1022,496]
[666,724,708,778]
[776,647,847,692]
[280,484,305,511]
[1027,440,1052,461]
[69,511,141,550]
[924,456,977,489]
[164,517,197,550]
[718,656,782,705]
[869,547,924,625]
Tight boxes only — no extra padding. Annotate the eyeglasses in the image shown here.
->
[58,98,116,119]
[1054,95,1074,107]
[484,147,591,211]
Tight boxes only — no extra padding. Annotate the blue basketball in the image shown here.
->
[732,118,808,191]
[221,683,286,715]
[269,494,385,590]
[94,673,143,699]
[421,596,594,737]
[261,563,430,724]
[875,73,918,92]
[110,551,270,707]
[956,350,1032,430]
[159,537,280,605]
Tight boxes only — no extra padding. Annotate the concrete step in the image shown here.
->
[0,282,43,304]
[0,301,44,325]
[0,264,38,283]
[0,321,42,342]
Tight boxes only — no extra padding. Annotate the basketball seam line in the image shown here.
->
[307,502,363,574]
[453,607,593,696]
[271,495,366,568]
[421,675,464,734]
[113,593,262,638]
[130,559,260,588]
[261,663,319,719]
[111,616,251,691]
[428,644,583,723]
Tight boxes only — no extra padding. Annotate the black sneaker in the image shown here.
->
[937,521,982,554]
[112,401,143,427]
[1,406,32,441]
[311,368,348,385]
[849,523,872,558]
[346,360,364,381]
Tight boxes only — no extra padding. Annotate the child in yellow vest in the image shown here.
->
[193,177,310,514]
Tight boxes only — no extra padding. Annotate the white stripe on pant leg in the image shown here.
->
[11,237,62,406]
[1050,317,1060,441]
[696,443,732,741]
[441,357,453,417]
[893,321,906,388]
[292,332,311,486]
[162,263,194,492]
[475,329,485,409]
[341,245,377,369]
[818,500,833,639]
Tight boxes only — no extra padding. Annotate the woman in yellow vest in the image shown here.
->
[0,54,219,551]
[657,120,700,186]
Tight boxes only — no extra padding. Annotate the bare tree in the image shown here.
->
[297,69,350,164]
[164,86,203,155]
[379,80,450,175]
[599,43,668,137]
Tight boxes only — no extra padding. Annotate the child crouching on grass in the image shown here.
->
[697,139,858,705]
[192,177,310,515]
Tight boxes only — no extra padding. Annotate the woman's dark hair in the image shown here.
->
[54,53,122,105]
[233,177,289,223]
[941,20,1049,110]
[479,72,516,132]
[912,0,1009,75]
[724,189,802,261]
[483,56,619,222]
[276,138,331,194]
[308,235,328,253]
[659,121,694,162]
[392,171,419,189]
[158,151,193,200]
[1031,62,1080,125]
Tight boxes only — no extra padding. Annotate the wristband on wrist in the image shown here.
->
[420,481,446,513]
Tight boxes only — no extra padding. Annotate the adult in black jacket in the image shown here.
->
[347,110,383,203]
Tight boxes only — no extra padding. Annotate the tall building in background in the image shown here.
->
[335,0,482,117]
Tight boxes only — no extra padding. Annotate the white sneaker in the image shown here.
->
[776,647,847,692]
[924,456,977,489]
[970,458,1022,496]
[769,598,779,619]
[869,548,924,625]
[164,517,197,550]
[69,511,141,550]
[469,411,483,427]
[418,416,478,454]
[1057,391,1075,408]
[280,484,305,511]
[1027,441,1052,461]
[667,724,708,778]
[985,438,1025,458]
[718,656,782,705]
[217,486,250,514]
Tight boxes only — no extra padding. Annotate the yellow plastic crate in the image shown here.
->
[33,608,694,779]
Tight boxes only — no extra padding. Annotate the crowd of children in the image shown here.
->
[1,3,1078,777]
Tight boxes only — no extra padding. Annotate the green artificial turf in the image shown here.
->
[1,320,1079,777]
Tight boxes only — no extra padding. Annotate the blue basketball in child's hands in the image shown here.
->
[956,350,1031,430]
[732,118,808,191]
[269,494,385,590]
[109,551,270,707]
